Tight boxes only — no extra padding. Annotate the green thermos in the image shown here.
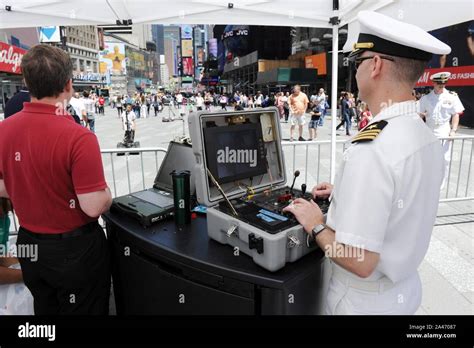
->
[171,170,191,225]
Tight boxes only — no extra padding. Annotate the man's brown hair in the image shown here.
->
[21,44,73,99]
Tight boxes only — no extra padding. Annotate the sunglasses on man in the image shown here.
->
[351,55,395,70]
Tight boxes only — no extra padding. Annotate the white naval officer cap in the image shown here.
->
[349,11,451,61]
[430,71,451,83]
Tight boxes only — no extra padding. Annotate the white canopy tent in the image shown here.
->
[1,0,472,182]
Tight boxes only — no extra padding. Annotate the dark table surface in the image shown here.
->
[103,211,324,288]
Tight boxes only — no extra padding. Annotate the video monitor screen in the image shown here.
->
[203,123,267,184]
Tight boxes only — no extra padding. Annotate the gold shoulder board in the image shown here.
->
[351,120,388,143]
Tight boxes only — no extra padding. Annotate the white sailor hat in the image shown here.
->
[430,71,451,83]
[349,11,451,61]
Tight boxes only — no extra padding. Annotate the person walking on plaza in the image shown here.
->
[219,94,228,111]
[83,91,96,133]
[241,93,248,108]
[175,92,183,111]
[204,92,212,111]
[69,92,87,127]
[308,100,323,141]
[140,94,147,118]
[336,92,352,136]
[419,72,464,189]
[0,44,112,315]
[282,91,290,122]
[316,88,327,126]
[146,94,151,115]
[275,92,285,120]
[98,95,105,115]
[283,11,450,315]
[195,93,204,111]
[288,84,309,141]
[116,96,123,118]
[248,95,254,109]
[357,102,372,130]
[255,91,263,107]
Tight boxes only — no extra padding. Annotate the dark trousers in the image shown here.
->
[336,113,352,135]
[17,222,110,315]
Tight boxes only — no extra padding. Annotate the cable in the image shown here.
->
[206,168,238,217]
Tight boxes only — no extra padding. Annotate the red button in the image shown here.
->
[191,213,197,219]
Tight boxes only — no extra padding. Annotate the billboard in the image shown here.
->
[99,42,126,75]
[0,42,26,74]
[197,47,205,66]
[181,39,193,57]
[305,53,327,75]
[208,38,218,58]
[39,26,61,43]
[416,20,474,87]
[181,25,193,39]
[130,51,145,71]
[182,57,194,76]
[416,66,474,87]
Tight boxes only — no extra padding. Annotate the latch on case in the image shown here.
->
[227,225,238,238]
[287,235,301,248]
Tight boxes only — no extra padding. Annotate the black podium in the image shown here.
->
[103,212,327,315]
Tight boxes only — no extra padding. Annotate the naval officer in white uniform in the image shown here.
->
[419,72,465,189]
[284,11,450,315]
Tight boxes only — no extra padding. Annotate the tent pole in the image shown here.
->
[329,6,339,184]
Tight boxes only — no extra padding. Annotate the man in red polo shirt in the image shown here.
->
[0,44,112,315]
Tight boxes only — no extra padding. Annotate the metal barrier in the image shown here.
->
[281,135,474,203]
[438,135,474,203]
[6,135,474,233]
[100,147,168,198]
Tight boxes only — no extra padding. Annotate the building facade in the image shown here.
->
[0,28,39,114]
[65,25,100,74]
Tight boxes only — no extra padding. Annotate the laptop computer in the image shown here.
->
[111,141,196,227]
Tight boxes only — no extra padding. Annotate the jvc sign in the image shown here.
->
[222,29,249,39]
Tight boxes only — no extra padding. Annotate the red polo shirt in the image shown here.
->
[0,102,108,233]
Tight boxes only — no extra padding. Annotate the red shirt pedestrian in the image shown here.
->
[0,102,107,233]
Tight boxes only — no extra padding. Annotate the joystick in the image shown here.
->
[290,170,300,195]
[301,184,307,196]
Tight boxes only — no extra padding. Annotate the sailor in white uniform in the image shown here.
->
[419,72,465,189]
[284,11,450,315]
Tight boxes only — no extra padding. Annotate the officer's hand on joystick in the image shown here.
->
[283,198,324,235]
[312,182,333,200]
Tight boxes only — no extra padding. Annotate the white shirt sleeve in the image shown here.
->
[418,96,427,113]
[452,94,465,114]
[327,144,395,253]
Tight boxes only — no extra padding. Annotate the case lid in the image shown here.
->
[188,107,287,207]
[153,140,196,193]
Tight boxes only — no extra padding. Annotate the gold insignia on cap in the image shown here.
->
[352,120,388,143]
[353,42,375,51]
